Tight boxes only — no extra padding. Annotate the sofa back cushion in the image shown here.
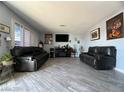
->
[96,46,116,57]
[88,46,116,57]
[11,46,43,57]
[88,47,98,55]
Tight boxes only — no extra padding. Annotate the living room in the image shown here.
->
[0,1,124,92]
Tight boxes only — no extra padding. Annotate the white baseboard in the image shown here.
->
[114,68,124,74]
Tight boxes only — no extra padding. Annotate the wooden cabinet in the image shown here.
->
[0,64,14,84]
[55,48,71,57]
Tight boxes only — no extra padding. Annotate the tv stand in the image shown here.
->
[55,48,71,57]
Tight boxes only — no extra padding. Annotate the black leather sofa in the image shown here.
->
[80,46,116,70]
[11,46,49,72]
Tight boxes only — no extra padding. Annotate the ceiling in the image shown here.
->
[4,1,124,35]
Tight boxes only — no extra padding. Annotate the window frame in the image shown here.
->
[14,21,31,46]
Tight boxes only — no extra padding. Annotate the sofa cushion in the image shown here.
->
[96,46,116,57]
[93,54,105,60]
[33,53,48,61]
[12,46,25,56]
[88,47,98,55]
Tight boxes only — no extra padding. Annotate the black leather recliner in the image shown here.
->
[11,46,49,72]
[80,46,116,70]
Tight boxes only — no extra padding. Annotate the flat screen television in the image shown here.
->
[55,34,69,42]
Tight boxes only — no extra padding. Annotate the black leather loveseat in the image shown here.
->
[11,46,49,72]
[80,46,116,70]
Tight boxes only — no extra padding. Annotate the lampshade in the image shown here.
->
[5,37,11,41]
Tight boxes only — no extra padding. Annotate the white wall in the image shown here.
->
[0,2,40,58]
[43,33,84,57]
[82,9,124,71]
[30,31,40,46]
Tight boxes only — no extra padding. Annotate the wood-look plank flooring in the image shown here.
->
[0,58,124,92]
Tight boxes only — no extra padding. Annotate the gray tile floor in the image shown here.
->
[0,58,124,92]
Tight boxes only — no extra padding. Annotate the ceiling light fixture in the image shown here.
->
[59,25,66,27]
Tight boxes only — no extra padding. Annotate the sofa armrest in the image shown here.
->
[81,52,88,54]
[14,56,37,71]
[93,54,116,67]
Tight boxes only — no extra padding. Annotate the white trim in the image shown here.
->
[114,68,124,74]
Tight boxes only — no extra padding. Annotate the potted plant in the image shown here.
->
[0,53,13,66]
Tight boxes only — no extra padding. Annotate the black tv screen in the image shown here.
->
[55,34,69,42]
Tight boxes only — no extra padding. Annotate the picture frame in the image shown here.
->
[44,33,53,44]
[106,12,123,40]
[0,24,10,33]
[90,28,100,41]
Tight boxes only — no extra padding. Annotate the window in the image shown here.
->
[15,23,23,46]
[24,28,30,46]
[14,23,31,46]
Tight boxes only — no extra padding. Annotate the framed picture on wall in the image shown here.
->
[106,12,123,40]
[0,24,10,33]
[44,33,53,44]
[90,28,100,41]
